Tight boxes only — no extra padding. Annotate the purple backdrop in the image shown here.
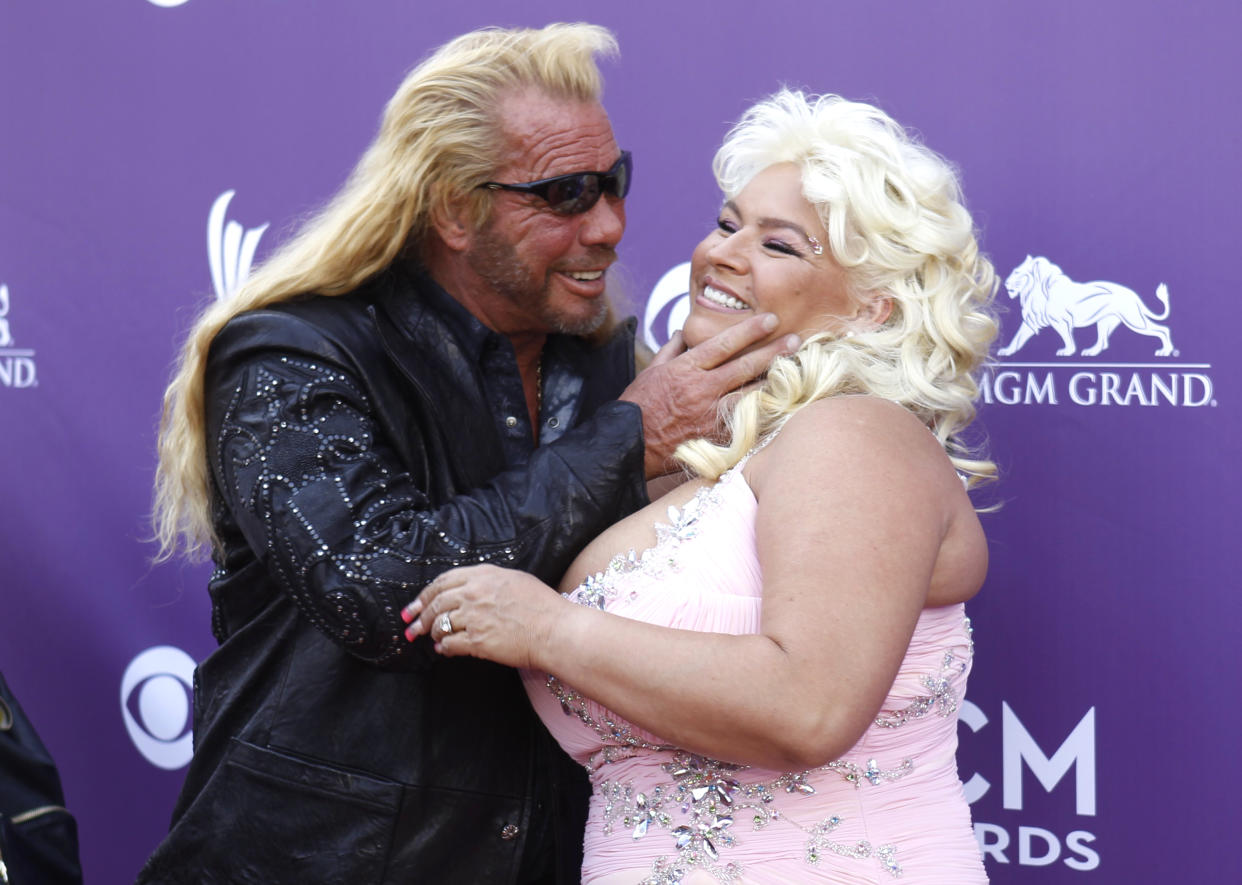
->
[2,1,1237,881]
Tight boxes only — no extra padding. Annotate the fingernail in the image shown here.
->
[404,625,416,642]
[760,313,779,331]
[401,608,412,624]
[784,334,801,350]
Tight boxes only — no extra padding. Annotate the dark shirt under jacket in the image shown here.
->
[428,270,587,462]
[138,264,648,885]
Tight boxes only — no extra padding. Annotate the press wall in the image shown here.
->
[1,2,1236,880]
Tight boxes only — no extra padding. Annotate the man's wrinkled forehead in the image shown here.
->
[492,89,619,181]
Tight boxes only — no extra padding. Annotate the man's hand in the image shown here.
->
[620,313,800,478]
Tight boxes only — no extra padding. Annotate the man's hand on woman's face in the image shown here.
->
[621,313,800,478]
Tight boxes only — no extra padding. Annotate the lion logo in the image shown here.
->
[997,256,1174,357]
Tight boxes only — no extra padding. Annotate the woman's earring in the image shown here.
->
[806,235,824,256]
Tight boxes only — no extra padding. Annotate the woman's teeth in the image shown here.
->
[702,286,749,310]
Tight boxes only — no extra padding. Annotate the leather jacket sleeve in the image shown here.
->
[204,315,647,670]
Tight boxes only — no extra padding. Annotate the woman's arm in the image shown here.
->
[406,396,973,769]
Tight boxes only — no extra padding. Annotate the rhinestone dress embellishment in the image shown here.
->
[874,618,973,729]
[598,752,908,882]
[566,481,717,614]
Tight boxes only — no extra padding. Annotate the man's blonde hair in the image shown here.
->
[153,23,618,561]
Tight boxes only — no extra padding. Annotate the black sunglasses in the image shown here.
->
[478,151,632,216]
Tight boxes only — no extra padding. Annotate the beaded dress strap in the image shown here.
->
[726,429,780,479]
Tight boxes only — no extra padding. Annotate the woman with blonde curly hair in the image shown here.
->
[405,89,997,883]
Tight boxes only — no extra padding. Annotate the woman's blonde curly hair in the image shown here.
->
[152,23,618,562]
[678,90,998,484]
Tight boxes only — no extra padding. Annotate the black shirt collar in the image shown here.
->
[406,266,499,366]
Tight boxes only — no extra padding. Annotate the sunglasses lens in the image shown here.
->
[547,174,599,215]
[610,153,632,200]
[549,153,631,215]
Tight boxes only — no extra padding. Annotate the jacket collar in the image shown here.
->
[375,262,636,390]
[372,263,637,444]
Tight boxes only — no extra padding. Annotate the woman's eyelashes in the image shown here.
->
[763,238,800,256]
[714,217,803,257]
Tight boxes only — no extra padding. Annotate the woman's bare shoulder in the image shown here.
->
[787,394,930,440]
[748,396,984,604]
[748,395,946,489]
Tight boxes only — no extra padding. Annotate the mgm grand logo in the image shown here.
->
[981,256,1213,408]
[0,284,37,389]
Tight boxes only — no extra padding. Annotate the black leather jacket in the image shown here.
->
[139,266,647,884]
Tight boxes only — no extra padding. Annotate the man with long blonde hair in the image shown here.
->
[140,23,788,884]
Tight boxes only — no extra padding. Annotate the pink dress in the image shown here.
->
[523,460,987,884]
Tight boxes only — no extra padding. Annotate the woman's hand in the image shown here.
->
[401,564,567,669]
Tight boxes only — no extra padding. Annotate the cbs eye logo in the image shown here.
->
[643,262,691,351]
[121,646,196,770]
